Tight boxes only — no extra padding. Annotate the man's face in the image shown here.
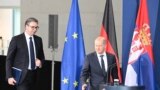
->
[25,22,39,36]
[95,40,105,54]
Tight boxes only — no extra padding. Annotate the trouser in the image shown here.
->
[16,70,37,90]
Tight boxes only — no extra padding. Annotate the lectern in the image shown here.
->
[99,84,145,90]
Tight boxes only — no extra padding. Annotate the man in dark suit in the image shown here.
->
[6,17,45,90]
[81,36,118,90]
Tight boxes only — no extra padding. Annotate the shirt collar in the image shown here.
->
[24,32,33,39]
[97,52,106,57]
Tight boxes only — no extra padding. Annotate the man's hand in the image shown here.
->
[35,58,42,68]
[8,77,16,85]
[82,84,87,90]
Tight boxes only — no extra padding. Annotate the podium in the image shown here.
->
[99,84,145,90]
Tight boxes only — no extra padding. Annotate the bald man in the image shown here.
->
[81,36,118,90]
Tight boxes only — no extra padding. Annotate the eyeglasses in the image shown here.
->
[27,25,39,29]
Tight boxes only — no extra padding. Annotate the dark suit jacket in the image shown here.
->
[6,33,45,84]
[81,52,118,90]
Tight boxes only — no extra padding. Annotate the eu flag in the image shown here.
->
[61,0,86,90]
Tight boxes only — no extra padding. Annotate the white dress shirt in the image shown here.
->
[97,52,108,72]
[24,32,36,70]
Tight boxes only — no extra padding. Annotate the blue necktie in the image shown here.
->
[100,55,106,75]
[29,37,35,70]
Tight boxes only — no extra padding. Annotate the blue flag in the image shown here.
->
[61,0,86,90]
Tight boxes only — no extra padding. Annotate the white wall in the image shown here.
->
[0,9,13,55]
[20,0,122,62]
[0,0,20,7]
[0,0,20,55]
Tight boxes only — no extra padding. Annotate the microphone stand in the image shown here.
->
[106,63,117,85]
[110,63,117,85]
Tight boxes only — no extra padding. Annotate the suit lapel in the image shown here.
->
[106,53,113,66]
[94,53,101,69]
[21,33,29,60]
[94,52,105,76]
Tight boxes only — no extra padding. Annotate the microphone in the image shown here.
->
[106,63,117,85]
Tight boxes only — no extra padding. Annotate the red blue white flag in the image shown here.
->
[125,0,155,90]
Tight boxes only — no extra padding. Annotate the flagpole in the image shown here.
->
[51,47,56,90]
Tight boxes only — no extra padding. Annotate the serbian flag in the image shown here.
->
[100,0,122,83]
[125,0,155,90]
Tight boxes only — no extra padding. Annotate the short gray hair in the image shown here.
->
[25,17,38,25]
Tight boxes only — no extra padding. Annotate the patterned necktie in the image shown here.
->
[100,55,106,75]
[29,37,35,70]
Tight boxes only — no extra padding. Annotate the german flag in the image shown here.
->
[100,0,122,83]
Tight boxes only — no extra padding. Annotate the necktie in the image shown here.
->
[29,37,35,70]
[100,55,106,75]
